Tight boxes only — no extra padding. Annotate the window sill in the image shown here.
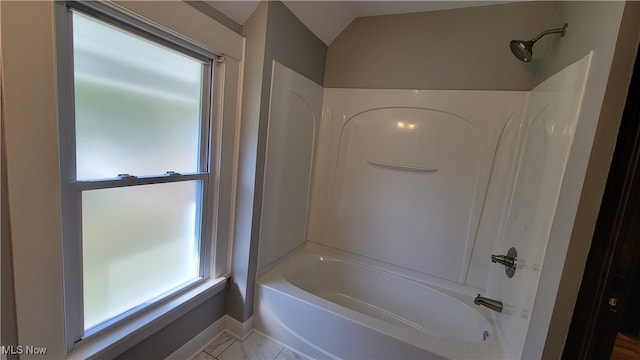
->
[68,276,227,360]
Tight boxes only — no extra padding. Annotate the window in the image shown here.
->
[60,3,219,342]
[4,0,239,357]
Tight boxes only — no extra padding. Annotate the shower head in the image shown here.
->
[510,40,534,62]
[510,23,568,62]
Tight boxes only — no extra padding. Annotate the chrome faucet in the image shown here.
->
[474,294,503,313]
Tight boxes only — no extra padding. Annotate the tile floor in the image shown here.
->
[194,331,307,360]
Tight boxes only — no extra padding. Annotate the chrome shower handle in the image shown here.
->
[491,254,515,267]
[491,247,517,278]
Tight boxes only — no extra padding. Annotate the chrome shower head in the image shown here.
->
[510,40,534,62]
[510,23,568,62]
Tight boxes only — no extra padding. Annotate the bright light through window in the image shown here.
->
[71,11,211,331]
[82,182,200,329]
[73,12,204,180]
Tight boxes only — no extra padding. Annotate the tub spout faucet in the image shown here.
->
[474,294,503,313]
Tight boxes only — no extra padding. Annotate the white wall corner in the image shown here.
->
[224,315,254,340]
[164,317,226,360]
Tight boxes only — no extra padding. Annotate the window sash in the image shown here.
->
[67,0,216,63]
[76,174,214,337]
[70,7,215,181]
[73,173,210,191]
[58,1,219,348]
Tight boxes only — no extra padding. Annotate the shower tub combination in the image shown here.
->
[255,50,591,358]
[254,86,517,359]
[254,245,505,359]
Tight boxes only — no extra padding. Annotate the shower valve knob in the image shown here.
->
[491,247,517,278]
[491,255,515,268]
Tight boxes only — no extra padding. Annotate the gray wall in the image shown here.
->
[264,1,327,87]
[528,1,640,358]
[227,0,268,323]
[324,1,554,90]
[535,1,633,84]
[227,0,327,322]
[115,292,226,359]
[185,1,243,35]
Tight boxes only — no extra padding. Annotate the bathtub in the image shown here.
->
[254,245,505,359]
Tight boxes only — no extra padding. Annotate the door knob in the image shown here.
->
[608,295,619,312]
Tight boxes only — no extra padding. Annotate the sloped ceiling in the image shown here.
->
[204,1,515,45]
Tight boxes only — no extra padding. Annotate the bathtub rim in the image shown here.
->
[256,242,506,359]
[272,241,489,299]
[281,257,491,343]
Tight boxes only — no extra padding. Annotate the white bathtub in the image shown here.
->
[254,245,505,359]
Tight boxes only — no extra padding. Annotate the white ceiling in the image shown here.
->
[205,1,513,45]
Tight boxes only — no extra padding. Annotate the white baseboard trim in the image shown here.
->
[165,316,225,360]
[164,315,254,360]
[224,315,254,340]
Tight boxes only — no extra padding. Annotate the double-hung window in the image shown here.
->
[59,2,220,344]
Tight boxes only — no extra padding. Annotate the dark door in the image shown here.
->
[562,47,640,359]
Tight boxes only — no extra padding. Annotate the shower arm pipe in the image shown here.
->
[530,23,568,44]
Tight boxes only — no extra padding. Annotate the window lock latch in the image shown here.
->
[117,173,137,179]
[165,171,181,176]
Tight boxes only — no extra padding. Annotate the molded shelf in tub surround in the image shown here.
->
[367,160,439,174]
[313,90,528,285]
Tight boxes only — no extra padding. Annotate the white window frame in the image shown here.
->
[53,1,237,357]
[3,0,241,357]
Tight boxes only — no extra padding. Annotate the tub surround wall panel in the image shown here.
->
[305,55,591,357]
[308,89,527,285]
[529,2,639,358]
[465,107,527,289]
[257,61,323,271]
[324,1,554,90]
[229,0,327,322]
[325,105,486,282]
[489,53,592,359]
[251,1,327,261]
